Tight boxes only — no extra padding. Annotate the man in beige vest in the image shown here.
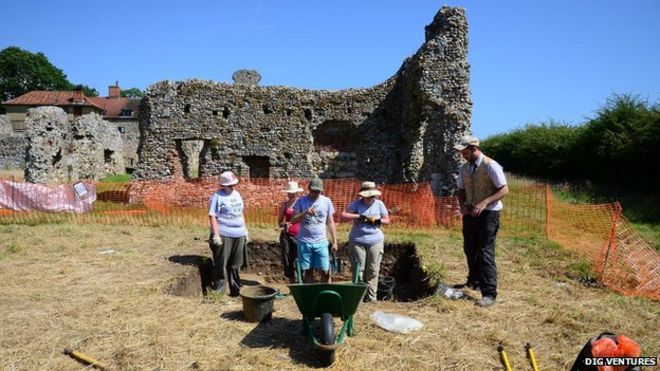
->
[454,135,509,308]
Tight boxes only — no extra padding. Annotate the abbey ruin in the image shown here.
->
[1,6,471,195]
[134,6,471,195]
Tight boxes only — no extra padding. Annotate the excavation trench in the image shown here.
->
[166,241,433,302]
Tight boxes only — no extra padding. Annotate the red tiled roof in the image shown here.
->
[3,91,106,111]
[88,96,139,118]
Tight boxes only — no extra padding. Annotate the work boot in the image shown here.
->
[477,296,496,308]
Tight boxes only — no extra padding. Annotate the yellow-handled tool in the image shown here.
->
[526,342,539,371]
[498,345,513,371]
[64,348,110,370]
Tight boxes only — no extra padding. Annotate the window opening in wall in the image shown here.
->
[118,126,126,134]
[73,107,82,117]
[184,104,191,113]
[11,121,26,132]
[286,108,293,117]
[175,139,205,180]
[104,149,114,164]
[212,110,218,116]
[243,156,270,179]
[222,107,230,118]
[313,120,357,151]
[304,108,313,121]
[120,109,133,117]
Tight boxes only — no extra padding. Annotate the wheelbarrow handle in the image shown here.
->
[352,262,360,284]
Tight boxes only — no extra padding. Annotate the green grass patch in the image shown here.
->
[99,173,132,183]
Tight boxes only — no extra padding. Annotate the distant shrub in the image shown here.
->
[482,121,581,181]
[576,94,660,191]
[481,94,659,193]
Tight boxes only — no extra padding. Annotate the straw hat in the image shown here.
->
[282,181,304,193]
[219,171,239,186]
[358,181,381,197]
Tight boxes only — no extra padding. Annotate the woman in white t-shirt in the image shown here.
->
[341,181,390,302]
[208,171,248,296]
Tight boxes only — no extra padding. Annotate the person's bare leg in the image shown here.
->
[320,270,331,283]
[303,269,315,283]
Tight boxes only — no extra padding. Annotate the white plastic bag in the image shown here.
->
[370,311,424,334]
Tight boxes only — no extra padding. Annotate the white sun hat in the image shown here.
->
[219,171,239,186]
[358,181,381,197]
[282,181,304,193]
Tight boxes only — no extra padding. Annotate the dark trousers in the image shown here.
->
[279,231,298,283]
[209,235,246,296]
[462,210,500,298]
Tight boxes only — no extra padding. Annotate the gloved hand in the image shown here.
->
[366,216,382,226]
[212,234,222,246]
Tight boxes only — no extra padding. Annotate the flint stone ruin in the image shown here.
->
[134,6,472,195]
[24,107,124,183]
[0,114,27,170]
[232,69,262,86]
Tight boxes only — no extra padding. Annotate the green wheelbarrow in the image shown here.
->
[288,262,367,366]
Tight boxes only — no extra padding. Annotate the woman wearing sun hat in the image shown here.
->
[208,170,248,296]
[341,181,390,302]
[277,181,303,283]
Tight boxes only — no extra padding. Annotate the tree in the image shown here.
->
[78,85,99,97]
[121,87,144,98]
[0,46,72,101]
[576,94,660,191]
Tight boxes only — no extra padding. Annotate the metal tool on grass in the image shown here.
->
[498,344,513,371]
[526,342,539,371]
[64,348,110,370]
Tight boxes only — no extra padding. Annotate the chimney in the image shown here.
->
[108,81,120,99]
[72,85,84,103]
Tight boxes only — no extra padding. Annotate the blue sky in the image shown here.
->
[1,0,658,139]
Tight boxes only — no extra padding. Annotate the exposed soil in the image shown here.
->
[166,240,433,301]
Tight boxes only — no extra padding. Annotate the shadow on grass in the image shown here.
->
[237,314,328,368]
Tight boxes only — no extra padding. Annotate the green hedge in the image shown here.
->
[481,94,660,192]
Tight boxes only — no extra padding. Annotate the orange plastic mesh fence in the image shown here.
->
[0,178,657,299]
[547,190,659,299]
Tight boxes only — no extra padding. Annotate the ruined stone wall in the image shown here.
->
[109,119,140,170]
[0,115,139,174]
[0,136,27,170]
[0,114,28,170]
[24,107,125,183]
[134,6,471,195]
[0,114,11,135]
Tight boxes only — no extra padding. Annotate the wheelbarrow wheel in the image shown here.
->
[318,312,336,366]
[320,313,335,345]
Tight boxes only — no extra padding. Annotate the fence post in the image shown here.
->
[600,203,622,280]
[544,184,551,240]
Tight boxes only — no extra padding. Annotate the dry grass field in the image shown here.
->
[0,223,657,370]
